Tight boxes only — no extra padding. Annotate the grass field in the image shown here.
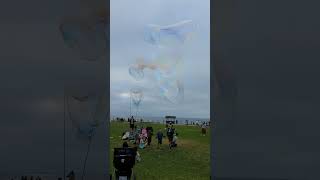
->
[109,121,210,180]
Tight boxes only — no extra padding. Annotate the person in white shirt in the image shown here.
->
[171,133,178,148]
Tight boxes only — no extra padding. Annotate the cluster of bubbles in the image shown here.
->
[60,5,109,177]
[129,20,195,104]
[129,53,183,104]
[60,9,108,139]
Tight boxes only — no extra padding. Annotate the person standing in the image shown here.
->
[129,116,135,130]
[146,127,153,146]
[139,137,145,149]
[156,129,163,148]
[201,123,206,136]
[172,133,178,148]
[66,171,75,180]
[167,126,174,147]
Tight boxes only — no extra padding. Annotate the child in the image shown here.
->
[132,145,141,162]
[136,150,141,162]
[201,123,206,136]
[141,128,147,138]
[156,129,163,148]
[171,133,178,148]
[139,137,145,149]
[134,132,140,144]
[147,127,153,146]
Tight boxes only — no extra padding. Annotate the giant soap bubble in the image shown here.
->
[66,93,102,141]
[129,20,195,104]
[59,16,107,61]
[130,88,144,117]
[156,72,184,104]
[128,58,145,81]
[144,20,196,48]
[153,51,183,103]
[130,88,143,107]
[129,52,184,104]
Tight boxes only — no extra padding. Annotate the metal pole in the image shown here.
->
[130,94,132,117]
[136,106,138,119]
[81,137,92,180]
[63,92,66,180]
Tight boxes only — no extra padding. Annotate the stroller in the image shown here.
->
[111,147,137,180]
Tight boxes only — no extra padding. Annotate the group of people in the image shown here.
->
[122,117,178,150]
[122,116,153,150]
[113,117,182,178]
[9,176,43,180]
[9,176,64,180]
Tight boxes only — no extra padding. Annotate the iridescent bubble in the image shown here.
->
[66,93,102,141]
[129,52,184,104]
[60,17,107,61]
[128,20,195,104]
[156,74,184,104]
[128,63,144,81]
[144,20,196,48]
[130,88,144,107]
[153,53,184,104]
[130,88,144,117]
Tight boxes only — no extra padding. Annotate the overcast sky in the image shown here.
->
[110,0,210,118]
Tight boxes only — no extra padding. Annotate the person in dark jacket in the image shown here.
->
[146,127,153,146]
[156,129,163,148]
[129,116,135,130]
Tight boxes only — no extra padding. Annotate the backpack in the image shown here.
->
[167,128,174,136]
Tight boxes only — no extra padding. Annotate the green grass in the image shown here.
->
[109,121,210,180]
